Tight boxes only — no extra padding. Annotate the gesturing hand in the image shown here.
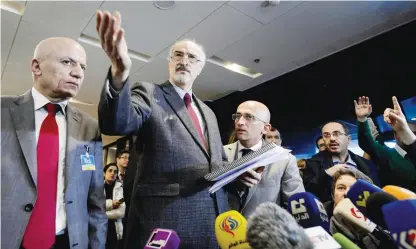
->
[354,96,372,122]
[96,10,131,89]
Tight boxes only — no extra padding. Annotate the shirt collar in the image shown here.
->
[169,80,193,102]
[238,140,263,152]
[31,87,68,116]
[394,144,407,158]
[332,153,357,166]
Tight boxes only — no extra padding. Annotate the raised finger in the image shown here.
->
[96,10,103,33]
[104,15,115,54]
[112,28,125,58]
[392,96,402,113]
[99,11,111,47]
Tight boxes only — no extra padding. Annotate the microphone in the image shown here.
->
[365,192,398,230]
[382,200,416,249]
[382,185,416,200]
[332,233,361,249]
[143,228,180,249]
[346,179,383,216]
[333,198,395,247]
[247,202,315,249]
[304,226,342,249]
[287,192,330,231]
[215,210,250,249]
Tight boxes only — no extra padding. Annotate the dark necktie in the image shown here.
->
[119,173,125,181]
[240,148,252,210]
[183,93,207,150]
[23,103,59,249]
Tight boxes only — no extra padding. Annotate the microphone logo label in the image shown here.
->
[391,229,416,248]
[355,191,371,207]
[220,215,241,237]
[291,198,307,215]
[350,208,367,221]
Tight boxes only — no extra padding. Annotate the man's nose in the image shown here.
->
[70,64,83,79]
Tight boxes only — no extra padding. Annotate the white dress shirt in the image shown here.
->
[237,140,263,159]
[32,87,67,234]
[394,144,407,158]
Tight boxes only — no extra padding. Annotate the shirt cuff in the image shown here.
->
[106,79,121,98]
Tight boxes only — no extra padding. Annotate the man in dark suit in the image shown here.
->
[1,37,107,249]
[303,121,379,203]
[96,11,228,248]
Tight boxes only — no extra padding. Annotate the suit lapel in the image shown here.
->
[242,140,267,210]
[10,91,38,188]
[160,81,209,158]
[65,105,81,190]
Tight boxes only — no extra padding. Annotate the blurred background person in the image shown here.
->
[264,126,282,146]
[104,163,125,249]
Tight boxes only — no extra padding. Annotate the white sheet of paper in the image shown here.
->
[209,146,290,193]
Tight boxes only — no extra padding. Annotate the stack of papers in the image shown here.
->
[205,143,290,193]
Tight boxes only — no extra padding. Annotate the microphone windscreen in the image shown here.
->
[247,202,314,249]
[287,192,329,231]
[143,228,180,249]
[304,226,341,249]
[346,179,383,216]
[382,185,416,200]
[215,210,250,249]
[332,233,361,249]
[365,192,398,230]
[382,200,416,248]
[333,198,377,234]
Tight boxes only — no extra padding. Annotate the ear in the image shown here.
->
[31,59,42,76]
[347,135,351,144]
[262,123,271,135]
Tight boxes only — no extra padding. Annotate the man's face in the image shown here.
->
[33,41,86,99]
[322,122,350,155]
[116,153,129,168]
[265,130,281,145]
[317,138,326,152]
[168,41,204,89]
[235,103,268,145]
[333,175,357,207]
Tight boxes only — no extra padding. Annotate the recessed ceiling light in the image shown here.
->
[78,34,151,63]
[153,1,175,10]
[0,1,25,16]
[208,56,262,79]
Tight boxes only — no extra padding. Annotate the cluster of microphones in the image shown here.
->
[142,182,415,249]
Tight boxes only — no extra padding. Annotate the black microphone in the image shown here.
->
[365,192,398,230]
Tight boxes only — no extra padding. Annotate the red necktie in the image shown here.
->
[184,93,207,150]
[23,103,59,249]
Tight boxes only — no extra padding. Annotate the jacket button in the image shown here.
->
[24,204,34,212]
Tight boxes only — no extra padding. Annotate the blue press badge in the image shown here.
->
[81,154,96,171]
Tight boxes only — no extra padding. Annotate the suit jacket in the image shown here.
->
[224,141,305,218]
[1,91,107,249]
[98,76,229,249]
[303,150,379,203]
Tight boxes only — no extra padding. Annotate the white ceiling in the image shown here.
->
[2,0,416,120]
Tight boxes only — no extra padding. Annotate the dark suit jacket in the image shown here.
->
[98,75,229,249]
[1,91,107,249]
[303,150,379,203]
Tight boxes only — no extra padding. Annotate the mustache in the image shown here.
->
[175,64,190,73]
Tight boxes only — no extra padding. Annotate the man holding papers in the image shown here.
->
[224,101,305,217]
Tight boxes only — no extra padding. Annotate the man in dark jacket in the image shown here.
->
[303,121,379,202]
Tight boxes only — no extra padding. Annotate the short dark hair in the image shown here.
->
[315,136,324,148]
[321,121,349,135]
[331,168,373,197]
[103,162,118,173]
[117,150,130,158]
[263,127,282,140]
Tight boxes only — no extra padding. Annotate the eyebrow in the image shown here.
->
[65,57,87,69]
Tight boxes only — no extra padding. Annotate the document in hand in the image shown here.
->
[205,142,290,193]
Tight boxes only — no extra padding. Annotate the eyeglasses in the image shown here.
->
[322,131,348,138]
[171,51,201,64]
[232,113,266,123]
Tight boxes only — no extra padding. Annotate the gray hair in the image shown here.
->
[168,39,206,68]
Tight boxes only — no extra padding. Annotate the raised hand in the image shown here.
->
[384,96,407,132]
[384,96,416,145]
[96,10,131,88]
[354,96,372,122]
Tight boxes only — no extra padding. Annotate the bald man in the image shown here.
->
[1,37,107,249]
[224,101,305,217]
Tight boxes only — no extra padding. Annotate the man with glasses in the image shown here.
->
[303,121,378,203]
[96,10,229,249]
[116,150,129,182]
[224,101,304,217]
